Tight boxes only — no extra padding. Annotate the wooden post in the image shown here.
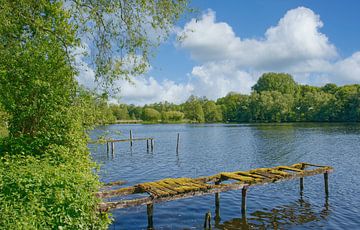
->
[150,139,154,151]
[241,186,248,216]
[176,133,180,153]
[203,211,211,229]
[214,181,221,223]
[147,203,154,230]
[111,142,115,156]
[146,139,149,151]
[324,172,329,197]
[129,130,133,147]
[106,142,109,154]
[300,177,304,196]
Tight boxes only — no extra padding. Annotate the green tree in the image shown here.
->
[110,104,130,120]
[142,108,161,121]
[252,72,298,95]
[0,0,189,228]
[203,101,222,122]
[183,96,205,123]
[334,85,360,121]
[296,91,336,121]
[250,91,294,122]
[217,93,250,122]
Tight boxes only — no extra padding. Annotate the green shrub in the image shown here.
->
[0,145,110,229]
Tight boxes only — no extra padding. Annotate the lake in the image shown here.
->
[89,123,360,229]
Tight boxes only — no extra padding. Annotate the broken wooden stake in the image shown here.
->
[130,130,133,147]
[176,133,180,153]
[324,172,329,197]
[214,181,221,223]
[203,211,211,229]
[147,139,149,151]
[147,203,154,229]
[241,186,248,215]
[111,142,115,156]
[300,177,304,196]
[150,139,154,151]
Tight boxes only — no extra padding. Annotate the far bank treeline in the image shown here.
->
[93,73,360,124]
[2,72,357,130]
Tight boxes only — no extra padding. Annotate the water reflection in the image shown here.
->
[215,198,330,230]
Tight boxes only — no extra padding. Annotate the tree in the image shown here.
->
[67,0,189,88]
[142,108,161,121]
[203,101,222,122]
[0,0,190,228]
[183,96,205,123]
[296,91,336,121]
[110,104,130,120]
[217,93,251,122]
[249,91,294,122]
[252,72,298,95]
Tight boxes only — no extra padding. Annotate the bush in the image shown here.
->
[0,145,110,229]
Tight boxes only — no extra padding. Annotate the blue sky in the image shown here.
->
[78,1,360,105]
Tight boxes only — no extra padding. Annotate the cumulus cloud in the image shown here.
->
[76,7,360,105]
[118,77,193,105]
[176,7,360,99]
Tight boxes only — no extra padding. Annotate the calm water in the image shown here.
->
[89,123,360,229]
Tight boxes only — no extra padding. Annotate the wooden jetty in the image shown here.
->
[97,162,332,228]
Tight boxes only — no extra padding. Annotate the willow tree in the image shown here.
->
[0,0,189,228]
[0,0,189,154]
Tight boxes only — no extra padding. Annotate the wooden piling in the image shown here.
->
[150,139,154,151]
[147,203,154,229]
[111,142,115,156]
[176,133,180,153]
[147,139,149,151]
[130,130,133,147]
[241,186,248,215]
[203,211,211,229]
[324,172,329,197]
[106,142,109,154]
[214,181,221,223]
[300,164,305,196]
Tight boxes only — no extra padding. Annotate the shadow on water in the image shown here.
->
[214,198,330,230]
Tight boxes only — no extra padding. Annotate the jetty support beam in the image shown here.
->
[147,203,154,229]
[241,185,248,216]
[324,172,329,197]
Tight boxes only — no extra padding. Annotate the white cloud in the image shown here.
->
[76,7,360,105]
[118,76,193,105]
[177,7,360,98]
[332,52,360,83]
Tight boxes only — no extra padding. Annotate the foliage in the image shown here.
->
[252,72,298,95]
[0,149,110,229]
[249,91,295,122]
[67,0,190,89]
[110,104,130,120]
[162,111,184,122]
[0,0,190,228]
[0,104,8,137]
[203,101,222,122]
[142,108,161,121]
[183,96,205,123]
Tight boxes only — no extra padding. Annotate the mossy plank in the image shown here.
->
[276,166,303,172]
